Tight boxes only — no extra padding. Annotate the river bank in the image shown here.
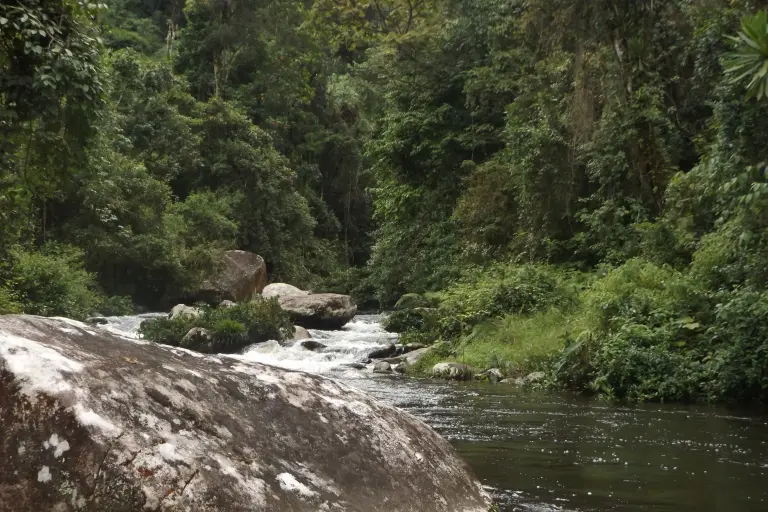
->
[100,312,768,511]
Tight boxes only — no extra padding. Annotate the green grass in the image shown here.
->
[412,308,587,376]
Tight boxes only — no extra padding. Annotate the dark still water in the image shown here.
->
[348,376,768,512]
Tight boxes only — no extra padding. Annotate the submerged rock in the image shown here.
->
[372,361,392,374]
[277,293,357,330]
[0,315,490,512]
[197,250,268,303]
[432,362,474,381]
[169,304,202,321]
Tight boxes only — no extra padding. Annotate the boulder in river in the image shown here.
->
[368,344,397,360]
[277,293,357,330]
[0,315,490,512]
[261,283,308,299]
[291,325,312,341]
[169,304,202,320]
[373,361,392,374]
[299,340,327,351]
[432,362,475,381]
[85,317,108,325]
[196,250,268,303]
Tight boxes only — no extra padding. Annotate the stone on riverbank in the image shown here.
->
[432,362,474,381]
[368,344,397,360]
[169,304,201,320]
[0,314,491,512]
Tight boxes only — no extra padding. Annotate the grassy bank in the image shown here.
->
[388,260,768,404]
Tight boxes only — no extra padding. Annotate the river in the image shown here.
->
[102,313,768,511]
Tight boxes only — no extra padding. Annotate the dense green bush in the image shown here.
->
[138,299,293,353]
[437,264,576,334]
[7,245,105,320]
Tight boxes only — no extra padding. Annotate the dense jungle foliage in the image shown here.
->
[3,0,768,402]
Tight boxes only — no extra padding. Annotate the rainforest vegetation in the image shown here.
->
[3,0,768,402]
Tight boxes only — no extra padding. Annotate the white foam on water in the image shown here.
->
[99,313,166,339]
[238,315,397,374]
[99,312,396,375]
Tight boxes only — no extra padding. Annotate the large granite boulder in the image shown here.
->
[196,250,268,303]
[261,283,308,300]
[0,315,490,512]
[277,293,357,330]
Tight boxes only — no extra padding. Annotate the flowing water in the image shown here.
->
[104,313,768,511]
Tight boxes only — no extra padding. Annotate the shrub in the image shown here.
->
[9,244,104,319]
[138,299,293,353]
[0,286,20,314]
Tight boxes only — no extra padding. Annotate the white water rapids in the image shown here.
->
[100,313,397,376]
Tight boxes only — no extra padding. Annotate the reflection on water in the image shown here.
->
[103,313,768,511]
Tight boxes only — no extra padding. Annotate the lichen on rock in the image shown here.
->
[0,314,490,511]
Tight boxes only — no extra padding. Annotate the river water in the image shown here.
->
[103,313,768,511]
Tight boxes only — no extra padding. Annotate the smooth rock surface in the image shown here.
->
[368,344,397,360]
[291,325,312,341]
[169,304,202,321]
[402,347,433,366]
[0,315,490,512]
[261,283,308,299]
[197,250,268,303]
[432,362,474,381]
[277,293,357,330]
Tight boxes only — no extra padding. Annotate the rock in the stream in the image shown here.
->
[182,327,213,352]
[169,304,202,320]
[0,315,490,512]
[367,344,397,360]
[299,340,326,351]
[477,368,504,384]
[261,283,309,299]
[524,371,546,384]
[344,363,367,370]
[277,293,357,330]
[432,362,475,381]
[196,250,268,303]
[372,361,392,374]
[85,317,108,325]
[402,346,433,366]
[291,325,312,341]
[393,363,407,374]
